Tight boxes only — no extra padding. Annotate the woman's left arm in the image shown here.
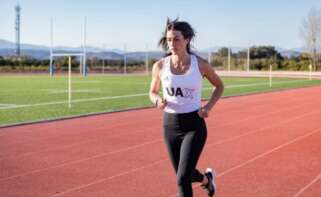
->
[198,57,224,118]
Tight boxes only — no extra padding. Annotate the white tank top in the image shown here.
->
[160,54,203,113]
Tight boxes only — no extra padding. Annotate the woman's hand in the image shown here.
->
[156,98,167,110]
[198,106,209,118]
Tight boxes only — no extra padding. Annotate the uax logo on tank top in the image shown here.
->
[166,87,194,99]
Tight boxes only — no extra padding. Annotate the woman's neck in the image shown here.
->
[171,51,190,66]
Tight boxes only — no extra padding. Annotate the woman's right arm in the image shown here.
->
[149,60,167,109]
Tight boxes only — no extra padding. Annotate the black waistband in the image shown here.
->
[163,110,199,118]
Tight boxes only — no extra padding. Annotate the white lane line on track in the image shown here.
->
[293,172,321,197]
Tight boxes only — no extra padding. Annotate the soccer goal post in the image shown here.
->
[49,17,87,77]
[50,53,85,108]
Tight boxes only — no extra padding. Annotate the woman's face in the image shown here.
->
[166,30,189,54]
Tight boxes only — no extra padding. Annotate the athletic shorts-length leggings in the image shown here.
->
[163,110,207,197]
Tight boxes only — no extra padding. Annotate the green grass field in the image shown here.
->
[1,74,321,126]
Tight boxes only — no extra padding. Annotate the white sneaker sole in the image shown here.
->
[206,168,217,194]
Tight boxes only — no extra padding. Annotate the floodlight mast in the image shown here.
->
[15,4,21,57]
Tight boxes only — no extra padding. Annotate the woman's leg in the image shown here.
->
[163,125,182,172]
[176,118,207,197]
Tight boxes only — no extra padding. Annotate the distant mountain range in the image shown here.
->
[0,39,166,60]
[0,39,303,60]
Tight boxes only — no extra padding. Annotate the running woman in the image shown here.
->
[149,18,224,197]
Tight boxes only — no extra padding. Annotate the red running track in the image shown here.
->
[1,86,321,197]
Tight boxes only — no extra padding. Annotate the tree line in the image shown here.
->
[209,46,315,71]
[0,55,157,73]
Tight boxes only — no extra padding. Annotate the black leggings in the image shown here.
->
[163,110,207,197]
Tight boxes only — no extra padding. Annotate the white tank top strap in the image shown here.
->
[191,54,202,77]
[160,56,171,78]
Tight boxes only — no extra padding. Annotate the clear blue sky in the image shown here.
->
[0,0,320,51]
